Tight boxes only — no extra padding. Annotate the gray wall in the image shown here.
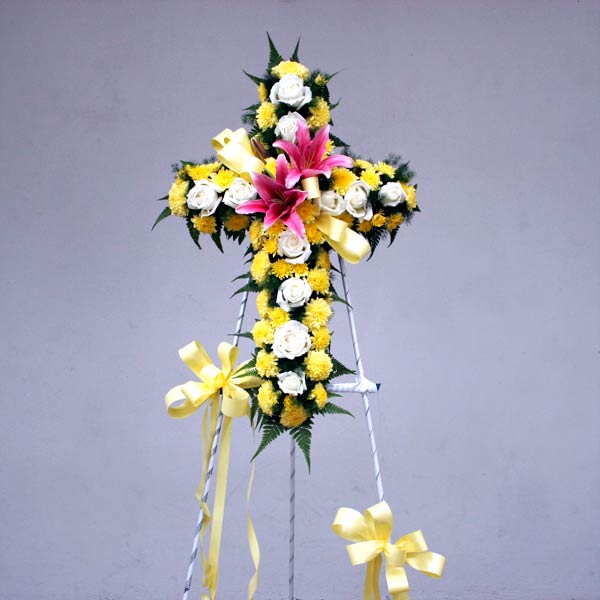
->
[1,1,598,599]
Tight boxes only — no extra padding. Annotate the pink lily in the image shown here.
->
[273,121,354,188]
[236,154,308,238]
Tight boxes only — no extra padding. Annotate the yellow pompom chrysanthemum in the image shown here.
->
[305,223,326,244]
[257,82,268,102]
[224,213,250,232]
[375,162,396,178]
[361,168,381,191]
[250,250,271,284]
[191,215,217,235]
[315,248,331,271]
[303,298,332,330]
[252,319,275,347]
[293,263,309,277]
[256,102,278,130]
[269,307,290,327]
[314,73,328,86]
[209,168,237,190]
[249,219,264,250]
[371,213,386,228]
[296,200,320,223]
[386,212,405,231]
[280,395,309,428]
[256,289,271,318]
[263,236,278,254]
[168,178,190,218]
[256,350,279,378]
[354,159,373,171]
[307,268,330,294]
[257,381,280,416]
[305,350,333,381]
[331,168,357,195]
[309,382,328,409]
[185,162,220,180]
[403,183,417,210]
[357,220,373,233]
[271,259,294,279]
[307,97,330,129]
[271,60,310,80]
[311,327,331,351]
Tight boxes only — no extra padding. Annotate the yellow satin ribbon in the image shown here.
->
[332,501,445,600]
[212,128,265,182]
[315,214,371,264]
[166,341,262,600]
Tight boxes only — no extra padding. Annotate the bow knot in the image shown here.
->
[333,501,445,600]
[212,128,265,182]
[165,340,261,419]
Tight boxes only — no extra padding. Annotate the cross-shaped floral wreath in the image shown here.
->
[154,36,419,466]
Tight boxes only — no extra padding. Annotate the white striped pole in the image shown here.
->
[182,290,250,600]
[338,257,385,503]
[289,437,296,600]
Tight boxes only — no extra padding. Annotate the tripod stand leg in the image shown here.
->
[181,290,250,600]
[338,257,385,503]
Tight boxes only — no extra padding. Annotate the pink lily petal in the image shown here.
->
[251,171,285,203]
[236,198,269,214]
[284,211,306,239]
[275,154,289,185]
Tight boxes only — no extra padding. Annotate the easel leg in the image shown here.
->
[289,437,296,600]
[181,290,250,600]
[338,257,385,503]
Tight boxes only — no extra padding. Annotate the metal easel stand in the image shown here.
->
[181,256,387,600]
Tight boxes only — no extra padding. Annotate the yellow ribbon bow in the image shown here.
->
[166,341,262,600]
[332,501,445,600]
[315,213,371,264]
[212,128,265,183]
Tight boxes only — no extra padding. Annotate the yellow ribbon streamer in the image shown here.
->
[212,128,265,182]
[332,501,445,600]
[315,214,371,264]
[166,341,262,600]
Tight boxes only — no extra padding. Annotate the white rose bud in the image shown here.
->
[277,230,312,264]
[269,74,312,109]
[277,370,307,395]
[272,320,311,360]
[319,190,345,216]
[223,177,257,209]
[378,182,407,207]
[276,277,313,312]
[187,179,223,216]
[274,112,307,142]
[344,181,373,222]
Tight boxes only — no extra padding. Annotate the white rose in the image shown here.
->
[223,177,257,209]
[378,182,407,207]
[277,370,307,395]
[319,190,345,216]
[272,320,311,360]
[274,112,307,142]
[277,230,312,264]
[276,277,313,312]
[269,74,312,109]
[187,179,223,216]
[345,181,373,222]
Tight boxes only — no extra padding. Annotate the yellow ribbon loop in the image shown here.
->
[212,128,265,182]
[301,175,321,199]
[166,341,262,600]
[332,501,445,600]
[315,214,371,264]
